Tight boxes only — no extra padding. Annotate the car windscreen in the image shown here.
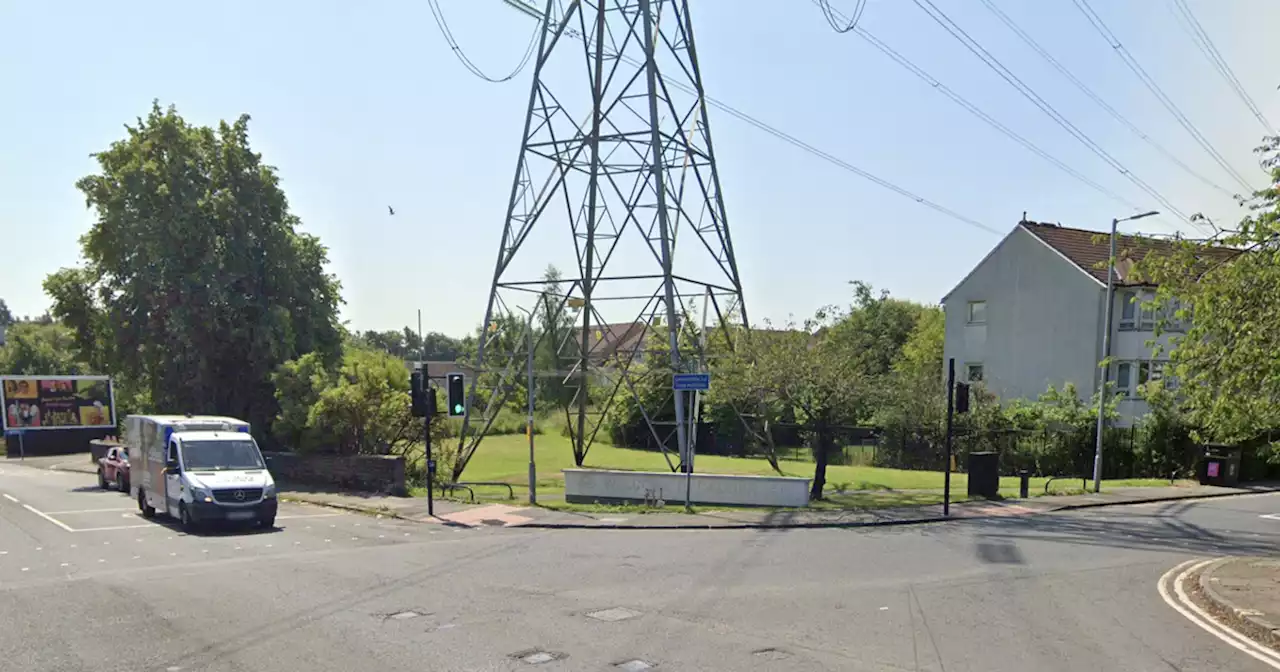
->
[180,440,263,471]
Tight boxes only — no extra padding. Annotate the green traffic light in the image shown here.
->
[453,404,463,414]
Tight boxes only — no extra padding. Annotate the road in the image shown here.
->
[1,460,1278,672]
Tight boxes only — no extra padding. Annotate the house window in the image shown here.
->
[1119,291,1136,330]
[967,301,987,324]
[1113,362,1133,397]
[966,364,984,382]
[1112,360,1171,397]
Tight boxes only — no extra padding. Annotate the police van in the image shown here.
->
[126,415,278,530]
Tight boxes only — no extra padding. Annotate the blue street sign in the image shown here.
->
[672,373,710,391]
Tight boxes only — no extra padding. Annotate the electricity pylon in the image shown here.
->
[454,0,749,481]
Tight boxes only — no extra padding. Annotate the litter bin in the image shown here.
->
[968,452,1000,499]
[1199,444,1242,487]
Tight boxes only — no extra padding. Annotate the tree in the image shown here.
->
[0,299,12,327]
[741,311,871,500]
[272,347,419,456]
[0,322,87,375]
[1136,134,1280,443]
[44,102,343,438]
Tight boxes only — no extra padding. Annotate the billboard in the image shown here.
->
[1,376,116,431]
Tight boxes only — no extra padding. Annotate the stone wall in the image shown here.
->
[262,451,407,496]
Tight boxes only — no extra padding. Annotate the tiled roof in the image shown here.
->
[1019,220,1240,285]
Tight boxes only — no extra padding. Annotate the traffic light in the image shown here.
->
[954,382,970,414]
[410,370,427,418]
[447,373,466,417]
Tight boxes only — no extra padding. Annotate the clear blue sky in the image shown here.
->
[2,0,1276,337]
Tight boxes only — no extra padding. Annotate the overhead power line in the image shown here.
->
[492,2,1002,235]
[818,0,866,33]
[1167,0,1276,136]
[809,0,1151,217]
[975,0,1233,199]
[909,0,1204,231]
[1070,0,1257,195]
[427,0,541,83]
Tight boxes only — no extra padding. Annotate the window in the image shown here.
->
[1119,291,1137,330]
[1114,362,1133,397]
[966,364,984,382]
[967,301,987,324]
[1111,359,1172,397]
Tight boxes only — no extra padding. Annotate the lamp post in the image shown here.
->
[1093,210,1159,493]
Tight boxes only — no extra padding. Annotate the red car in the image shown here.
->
[98,446,130,493]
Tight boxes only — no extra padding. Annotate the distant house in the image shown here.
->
[941,218,1236,425]
[407,360,477,381]
[571,322,650,367]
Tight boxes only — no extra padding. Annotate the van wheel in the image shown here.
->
[98,469,108,489]
[179,503,197,533]
[260,515,276,530]
[138,491,155,519]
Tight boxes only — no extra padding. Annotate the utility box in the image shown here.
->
[1199,445,1242,487]
[968,452,1000,499]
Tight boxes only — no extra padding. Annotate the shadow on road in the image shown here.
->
[960,500,1277,557]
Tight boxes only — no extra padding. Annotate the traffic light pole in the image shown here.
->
[944,358,955,517]
[425,411,434,517]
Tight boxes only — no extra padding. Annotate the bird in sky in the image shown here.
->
[388,205,395,216]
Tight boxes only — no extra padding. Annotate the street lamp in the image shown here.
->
[1093,210,1159,493]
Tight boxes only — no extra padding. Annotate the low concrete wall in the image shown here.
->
[262,452,407,496]
[563,469,810,508]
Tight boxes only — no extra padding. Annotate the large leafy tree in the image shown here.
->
[44,102,342,437]
[0,322,87,375]
[0,299,13,327]
[1137,134,1280,443]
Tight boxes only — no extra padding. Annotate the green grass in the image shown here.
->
[425,433,1191,510]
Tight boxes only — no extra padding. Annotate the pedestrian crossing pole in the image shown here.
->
[944,358,955,517]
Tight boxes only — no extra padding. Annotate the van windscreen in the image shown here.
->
[180,440,263,471]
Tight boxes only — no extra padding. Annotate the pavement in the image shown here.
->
[4,456,1280,671]
[1193,556,1280,651]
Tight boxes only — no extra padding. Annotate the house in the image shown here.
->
[571,321,649,367]
[941,218,1235,425]
[408,360,478,381]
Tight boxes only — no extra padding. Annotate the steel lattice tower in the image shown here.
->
[454,0,749,480]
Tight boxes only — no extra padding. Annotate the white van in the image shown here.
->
[126,414,278,530]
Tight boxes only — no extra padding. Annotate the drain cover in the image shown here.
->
[586,607,642,622]
[615,660,654,671]
[480,519,506,526]
[383,610,428,621]
[753,648,791,660]
[511,649,566,665]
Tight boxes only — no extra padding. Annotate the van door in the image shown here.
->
[164,439,183,516]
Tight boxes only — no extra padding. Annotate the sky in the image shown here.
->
[2,0,1277,338]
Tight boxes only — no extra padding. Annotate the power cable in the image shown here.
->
[909,0,1202,230]
[427,0,541,83]
[818,0,866,33]
[499,2,1001,234]
[809,0,1148,216]
[1167,0,1275,135]
[975,0,1233,199]
[1070,0,1257,195]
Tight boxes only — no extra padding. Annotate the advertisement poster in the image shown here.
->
[1,376,116,431]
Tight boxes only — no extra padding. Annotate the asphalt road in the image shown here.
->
[2,461,1278,672]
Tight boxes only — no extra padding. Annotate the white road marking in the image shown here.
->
[1260,514,1280,521]
[22,504,73,532]
[1159,559,1280,669]
[44,508,133,515]
[2,494,19,503]
[71,523,155,532]
[275,513,343,521]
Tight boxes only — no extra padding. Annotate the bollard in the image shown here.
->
[1018,470,1031,499]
